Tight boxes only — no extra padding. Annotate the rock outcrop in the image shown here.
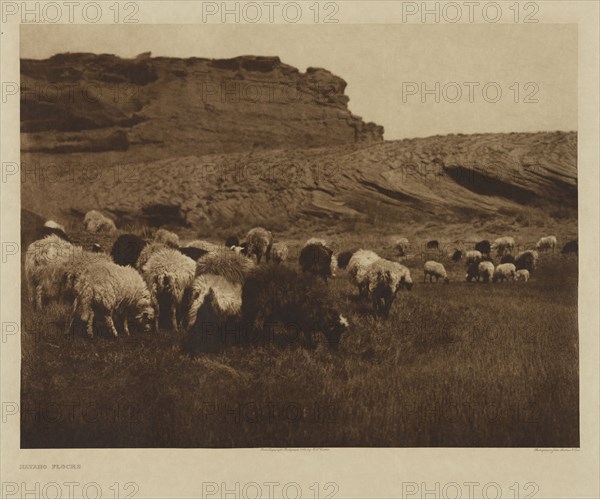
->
[21,53,384,154]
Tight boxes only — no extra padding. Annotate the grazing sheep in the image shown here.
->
[225,235,240,248]
[178,246,209,261]
[451,250,462,262]
[493,263,516,282]
[270,242,289,264]
[34,225,71,243]
[536,235,557,252]
[475,240,491,255]
[424,261,450,284]
[241,266,348,350]
[44,220,66,232]
[562,240,578,254]
[244,227,273,264]
[65,260,155,338]
[61,249,113,304]
[348,249,381,297]
[111,234,148,267]
[515,269,530,283]
[492,236,515,256]
[182,274,242,332]
[154,228,180,248]
[515,250,539,273]
[365,259,412,317]
[182,248,253,332]
[500,254,516,265]
[140,247,196,331]
[465,261,480,282]
[83,210,116,234]
[426,240,439,250]
[25,235,75,309]
[478,261,495,283]
[299,242,335,281]
[465,250,482,265]
[393,237,410,257]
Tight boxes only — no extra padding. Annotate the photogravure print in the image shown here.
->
[1,2,598,499]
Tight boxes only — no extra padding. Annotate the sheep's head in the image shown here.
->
[135,299,155,333]
[443,276,450,284]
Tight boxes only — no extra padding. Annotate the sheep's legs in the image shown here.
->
[105,315,119,338]
[122,317,130,336]
[170,304,178,332]
[82,310,95,338]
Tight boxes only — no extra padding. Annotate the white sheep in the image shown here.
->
[393,237,410,257]
[25,235,76,309]
[140,247,196,331]
[270,242,289,264]
[536,235,557,252]
[183,248,254,330]
[83,210,116,234]
[184,274,242,330]
[493,263,516,282]
[492,236,515,256]
[44,220,66,232]
[347,249,381,297]
[515,269,530,282]
[478,261,495,283]
[364,259,412,316]
[136,242,168,270]
[66,260,155,338]
[154,228,180,248]
[423,261,449,284]
[244,227,273,264]
[465,250,482,265]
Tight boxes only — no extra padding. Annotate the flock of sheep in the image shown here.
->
[25,210,578,352]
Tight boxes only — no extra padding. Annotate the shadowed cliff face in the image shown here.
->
[20,53,384,154]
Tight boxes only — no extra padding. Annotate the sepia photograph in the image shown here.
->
[17,20,581,451]
[1,4,599,497]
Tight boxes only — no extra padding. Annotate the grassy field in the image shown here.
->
[20,228,579,448]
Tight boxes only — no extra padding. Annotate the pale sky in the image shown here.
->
[21,24,577,140]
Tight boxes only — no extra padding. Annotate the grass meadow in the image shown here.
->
[20,229,579,448]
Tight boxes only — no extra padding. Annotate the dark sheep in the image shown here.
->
[299,243,335,281]
[426,240,439,249]
[451,250,462,262]
[34,226,71,243]
[515,251,537,273]
[179,246,209,261]
[337,249,357,270]
[111,233,148,267]
[500,254,516,264]
[241,266,348,350]
[475,240,491,255]
[562,240,578,254]
[225,235,240,248]
[466,262,480,282]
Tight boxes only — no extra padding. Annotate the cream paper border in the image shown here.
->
[1,2,598,498]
